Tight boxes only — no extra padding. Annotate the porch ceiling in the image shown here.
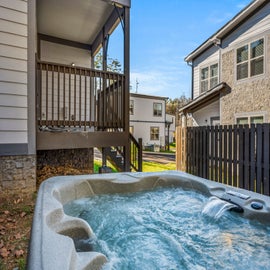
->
[37,0,115,45]
[179,83,228,114]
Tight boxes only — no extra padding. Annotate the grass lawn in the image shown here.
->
[94,160,176,172]
[142,161,176,172]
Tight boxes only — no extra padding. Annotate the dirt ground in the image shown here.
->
[0,192,35,270]
[0,166,92,270]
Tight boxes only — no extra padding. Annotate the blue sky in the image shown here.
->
[108,0,252,99]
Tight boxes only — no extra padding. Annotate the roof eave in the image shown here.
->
[179,82,227,114]
[185,0,267,62]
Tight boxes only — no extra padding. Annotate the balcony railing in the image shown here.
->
[36,61,125,131]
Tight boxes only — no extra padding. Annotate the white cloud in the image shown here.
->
[130,64,191,99]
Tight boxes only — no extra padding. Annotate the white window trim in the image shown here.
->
[199,62,219,94]
[150,126,160,141]
[153,102,162,117]
[235,36,265,82]
[130,100,134,115]
[235,111,267,125]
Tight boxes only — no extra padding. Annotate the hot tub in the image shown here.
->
[27,171,270,270]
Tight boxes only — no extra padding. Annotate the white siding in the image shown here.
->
[192,100,220,126]
[0,131,27,144]
[0,0,28,144]
[193,46,220,98]
[40,41,91,68]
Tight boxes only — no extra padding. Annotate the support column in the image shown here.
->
[123,6,130,171]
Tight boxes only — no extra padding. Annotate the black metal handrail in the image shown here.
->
[129,133,142,172]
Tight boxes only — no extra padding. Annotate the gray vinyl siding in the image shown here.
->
[222,2,270,48]
[193,46,220,98]
[0,0,28,144]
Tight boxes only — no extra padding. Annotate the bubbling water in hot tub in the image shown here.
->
[64,187,270,270]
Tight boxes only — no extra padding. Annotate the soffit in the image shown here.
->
[37,0,115,44]
[179,83,227,114]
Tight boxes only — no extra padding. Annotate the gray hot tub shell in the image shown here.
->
[27,171,270,270]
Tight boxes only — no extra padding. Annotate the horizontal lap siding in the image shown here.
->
[223,2,270,48]
[193,47,219,99]
[0,0,28,144]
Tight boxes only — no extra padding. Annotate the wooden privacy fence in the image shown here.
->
[176,124,270,196]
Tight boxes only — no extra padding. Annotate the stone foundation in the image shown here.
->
[0,155,36,192]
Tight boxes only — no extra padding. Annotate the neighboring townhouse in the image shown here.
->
[130,93,175,150]
[0,0,139,192]
[180,0,270,127]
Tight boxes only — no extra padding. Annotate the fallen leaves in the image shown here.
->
[37,165,92,187]
[14,249,24,258]
[20,212,26,218]
[0,247,10,258]
[0,192,35,269]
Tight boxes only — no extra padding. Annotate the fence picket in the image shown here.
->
[263,124,269,195]
[210,126,214,180]
[233,125,238,188]
[256,124,263,193]
[214,126,218,182]
[228,125,232,186]
[244,125,250,190]
[184,123,270,196]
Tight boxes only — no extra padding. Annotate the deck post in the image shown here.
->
[123,5,131,171]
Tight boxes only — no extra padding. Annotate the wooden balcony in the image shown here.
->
[36,60,128,150]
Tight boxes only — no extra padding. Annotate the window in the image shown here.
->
[236,115,264,125]
[153,103,162,116]
[200,63,218,93]
[210,116,220,126]
[129,100,134,115]
[236,38,264,80]
[150,127,159,140]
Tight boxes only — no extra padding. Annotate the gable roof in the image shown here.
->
[184,0,268,62]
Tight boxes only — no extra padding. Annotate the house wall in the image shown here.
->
[192,100,220,126]
[0,0,36,192]
[193,46,220,98]
[220,35,270,125]
[130,95,167,148]
[220,2,270,125]
[0,1,28,145]
[40,40,92,68]
[39,41,95,123]
[190,2,270,126]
